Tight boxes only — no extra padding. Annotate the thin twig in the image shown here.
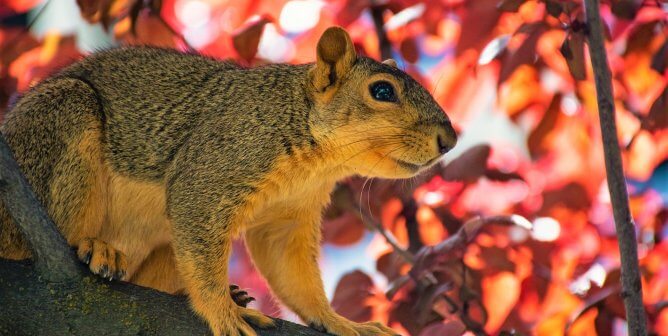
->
[370,3,392,60]
[583,1,648,335]
[401,198,424,253]
[353,206,415,263]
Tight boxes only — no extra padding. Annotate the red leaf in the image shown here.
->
[389,301,423,336]
[642,87,668,133]
[483,168,524,182]
[499,23,546,84]
[0,28,40,67]
[331,270,375,322]
[0,75,18,116]
[76,0,103,21]
[496,0,526,12]
[482,272,520,332]
[625,21,660,56]
[600,269,627,319]
[377,251,407,281]
[651,40,668,73]
[232,17,271,63]
[115,12,177,48]
[322,211,365,246]
[634,6,668,24]
[419,321,466,336]
[456,0,502,55]
[565,285,621,332]
[560,31,586,81]
[610,0,642,20]
[9,34,82,92]
[541,182,591,213]
[336,0,370,27]
[528,94,562,158]
[544,0,563,18]
[479,246,516,273]
[421,2,447,35]
[441,144,491,182]
[400,37,419,63]
[0,0,42,14]
[594,308,615,336]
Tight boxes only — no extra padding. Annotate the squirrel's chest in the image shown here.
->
[243,155,341,228]
[247,179,335,228]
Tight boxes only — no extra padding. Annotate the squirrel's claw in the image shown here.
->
[76,238,128,281]
[230,284,256,308]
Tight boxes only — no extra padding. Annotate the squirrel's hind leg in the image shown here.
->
[0,78,111,267]
[47,113,119,280]
[13,78,130,283]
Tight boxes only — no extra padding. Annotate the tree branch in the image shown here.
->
[582,1,648,335]
[0,131,327,335]
[0,260,321,336]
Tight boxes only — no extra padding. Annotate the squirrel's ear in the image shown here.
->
[382,59,398,68]
[311,27,357,92]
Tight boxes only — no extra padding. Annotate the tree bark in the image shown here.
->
[0,132,327,336]
[0,260,323,336]
[583,1,648,335]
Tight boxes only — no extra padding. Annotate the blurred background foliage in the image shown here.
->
[0,0,667,335]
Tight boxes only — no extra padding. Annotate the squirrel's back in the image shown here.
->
[0,47,319,260]
[54,47,316,180]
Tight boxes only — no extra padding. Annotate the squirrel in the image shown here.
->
[0,27,456,336]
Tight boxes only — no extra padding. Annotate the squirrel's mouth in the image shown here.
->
[392,155,443,173]
[392,158,422,172]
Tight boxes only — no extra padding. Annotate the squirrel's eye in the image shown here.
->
[369,81,397,102]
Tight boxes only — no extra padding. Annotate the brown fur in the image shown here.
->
[131,244,183,293]
[104,172,172,275]
[0,27,456,336]
[50,128,107,243]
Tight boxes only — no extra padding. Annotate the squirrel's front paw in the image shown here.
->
[309,314,400,336]
[76,238,128,280]
[210,306,275,336]
[230,284,255,307]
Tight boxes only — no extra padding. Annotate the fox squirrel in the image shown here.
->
[0,27,456,336]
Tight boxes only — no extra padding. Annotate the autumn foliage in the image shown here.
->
[0,0,667,335]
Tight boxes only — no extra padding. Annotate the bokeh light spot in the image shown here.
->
[531,217,561,241]
[175,0,211,29]
[279,0,324,34]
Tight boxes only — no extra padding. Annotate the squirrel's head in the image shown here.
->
[308,27,457,179]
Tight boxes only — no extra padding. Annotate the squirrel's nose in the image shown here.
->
[435,122,457,155]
